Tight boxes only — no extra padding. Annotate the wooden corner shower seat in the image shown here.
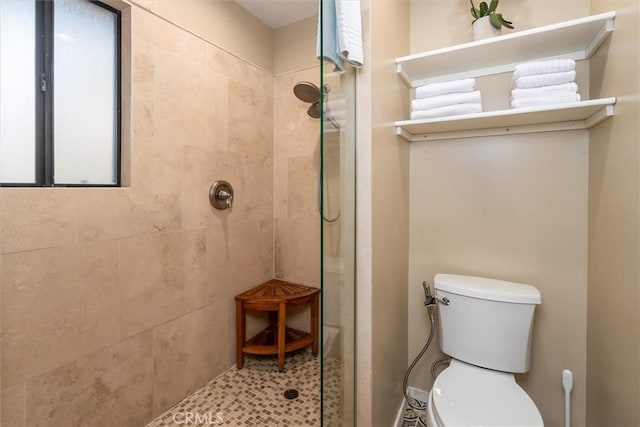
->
[235,279,320,372]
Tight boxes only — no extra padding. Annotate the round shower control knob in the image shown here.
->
[209,180,234,210]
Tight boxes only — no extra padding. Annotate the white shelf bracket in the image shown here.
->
[585,104,615,128]
[396,126,414,141]
[396,64,413,88]
[585,16,615,58]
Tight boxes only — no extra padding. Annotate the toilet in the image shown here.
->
[426,274,544,427]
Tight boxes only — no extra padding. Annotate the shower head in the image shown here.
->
[293,81,336,126]
[307,102,321,119]
[293,82,332,104]
[293,81,320,103]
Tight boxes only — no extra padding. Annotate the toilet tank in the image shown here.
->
[434,274,541,373]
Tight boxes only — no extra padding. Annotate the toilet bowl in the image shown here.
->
[426,359,543,427]
[426,274,544,427]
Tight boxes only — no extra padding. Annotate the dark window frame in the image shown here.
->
[1,0,121,187]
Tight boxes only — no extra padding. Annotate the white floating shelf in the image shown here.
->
[396,11,615,87]
[395,98,616,142]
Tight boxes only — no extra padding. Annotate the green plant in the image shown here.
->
[470,0,514,29]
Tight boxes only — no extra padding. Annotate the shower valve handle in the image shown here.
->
[209,180,234,210]
[217,190,233,207]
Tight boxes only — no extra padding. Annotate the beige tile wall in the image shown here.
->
[271,66,324,335]
[274,67,322,289]
[0,5,274,425]
[130,0,274,73]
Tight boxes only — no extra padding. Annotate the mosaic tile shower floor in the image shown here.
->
[402,405,428,427]
[146,351,342,426]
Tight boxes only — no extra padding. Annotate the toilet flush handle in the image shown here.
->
[437,296,450,306]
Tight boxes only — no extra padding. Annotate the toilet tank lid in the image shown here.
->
[434,274,541,304]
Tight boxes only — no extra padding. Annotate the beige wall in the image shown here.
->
[408,2,591,426]
[410,0,588,54]
[356,9,374,425]
[1,5,274,425]
[368,1,411,425]
[273,67,321,289]
[132,0,320,76]
[274,16,319,75]
[409,132,589,426]
[131,0,274,72]
[587,2,640,426]
[272,63,350,336]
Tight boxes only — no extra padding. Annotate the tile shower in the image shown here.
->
[0,3,342,425]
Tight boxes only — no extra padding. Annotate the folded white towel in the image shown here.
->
[328,110,346,120]
[335,0,363,67]
[317,0,344,71]
[513,71,576,89]
[410,103,483,120]
[513,59,576,79]
[326,98,346,110]
[325,114,344,128]
[415,78,476,99]
[411,90,482,111]
[511,82,579,100]
[511,94,581,109]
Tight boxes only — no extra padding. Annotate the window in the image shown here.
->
[0,0,121,186]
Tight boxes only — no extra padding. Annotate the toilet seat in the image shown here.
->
[429,359,543,427]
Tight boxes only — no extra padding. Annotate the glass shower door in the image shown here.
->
[320,63,357,426]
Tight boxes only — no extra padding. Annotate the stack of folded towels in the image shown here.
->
[411,78,482,120]
[325,97,346,128]
[511,59,581,109]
